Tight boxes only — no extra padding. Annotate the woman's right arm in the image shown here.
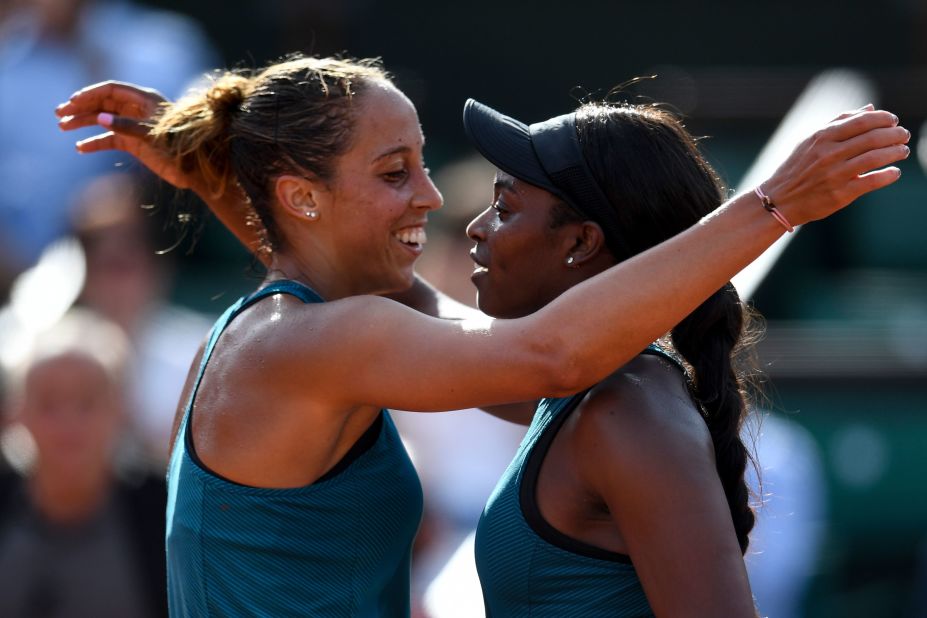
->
[58,85,910,412]
[302,115,899,413]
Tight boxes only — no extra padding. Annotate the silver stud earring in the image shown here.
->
[305,210,319,220]
[566,256,575,266]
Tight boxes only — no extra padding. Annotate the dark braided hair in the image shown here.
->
[571,102,758,553]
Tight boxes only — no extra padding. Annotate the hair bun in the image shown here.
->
[205,72,252,120]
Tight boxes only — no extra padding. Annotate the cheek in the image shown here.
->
[343,194,406,246]
[490,225,548,276]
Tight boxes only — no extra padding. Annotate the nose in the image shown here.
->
[413,172,443,212]
[466,206,492,241]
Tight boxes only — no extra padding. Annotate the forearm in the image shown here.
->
[534,192,781,391]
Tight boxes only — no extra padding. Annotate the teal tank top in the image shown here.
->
[475,347,680,617]
[166,280,423,617]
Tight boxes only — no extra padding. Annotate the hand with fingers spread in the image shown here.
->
[57,80,261,253]
[56,81,201,192]
[760,104,910,226]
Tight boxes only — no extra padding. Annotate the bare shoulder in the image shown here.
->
[564,354,756,616]
[219,292,392,360]
[209,292,450,402]
[567,353,715,479]
[197,292,384,401]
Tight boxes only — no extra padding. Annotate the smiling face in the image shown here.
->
[466,172,581,318]
[314,83,443,296]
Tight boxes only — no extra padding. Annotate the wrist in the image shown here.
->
[754,185,795,232]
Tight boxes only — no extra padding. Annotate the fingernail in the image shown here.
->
[903,145,910,157]
[97,112,113,127]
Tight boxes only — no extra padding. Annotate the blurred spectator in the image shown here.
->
[0,308,167,617]
[0,0,216,295]
[72,172,211,464]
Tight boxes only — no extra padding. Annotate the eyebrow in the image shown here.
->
[493,175,515,191]
[372,145,413,163]
[493,174,517,193]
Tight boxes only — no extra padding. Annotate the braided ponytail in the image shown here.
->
[670,284,757,553]
[574,101,762,554]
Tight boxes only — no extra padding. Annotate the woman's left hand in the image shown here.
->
[56,80,202,192]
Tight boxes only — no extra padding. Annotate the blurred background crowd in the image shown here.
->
[0,0,924,616]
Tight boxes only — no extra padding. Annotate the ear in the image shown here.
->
[563,220,608,267]
[274,174,327,222]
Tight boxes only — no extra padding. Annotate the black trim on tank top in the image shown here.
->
[518,347,683,564]
[316,412,383,482]
[185,410,384,488]
[519,388,633,563]
[182,278,385,488]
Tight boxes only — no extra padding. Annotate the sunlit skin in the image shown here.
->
[269,82,443,300]
[179,84,446,489]
[467,172,614,318]
[56,77,907,543]
[53,66,910,618]
[466,174,757,615]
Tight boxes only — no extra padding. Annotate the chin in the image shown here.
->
[396,266,417,289]
[475,292,507,319]
[373,268,416,296]
[476,289,538,319]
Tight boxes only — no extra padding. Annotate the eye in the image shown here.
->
[491,199,509,219]
[382,169,409,183]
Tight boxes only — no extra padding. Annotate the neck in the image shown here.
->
[268,252,372,301]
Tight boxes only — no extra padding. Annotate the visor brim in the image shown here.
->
[462,99,561,196]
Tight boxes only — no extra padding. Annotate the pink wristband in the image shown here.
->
[753,186,795,233]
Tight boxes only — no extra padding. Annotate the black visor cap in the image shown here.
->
[462,98,569,202]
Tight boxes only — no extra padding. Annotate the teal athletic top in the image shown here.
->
[475,347,681,617]
[165,280,423,617]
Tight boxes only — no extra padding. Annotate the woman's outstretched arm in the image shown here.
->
[57,84,910,413]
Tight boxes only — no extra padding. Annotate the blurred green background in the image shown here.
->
[135,1,927,615]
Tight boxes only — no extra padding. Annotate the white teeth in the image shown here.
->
[395,227,427,245]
